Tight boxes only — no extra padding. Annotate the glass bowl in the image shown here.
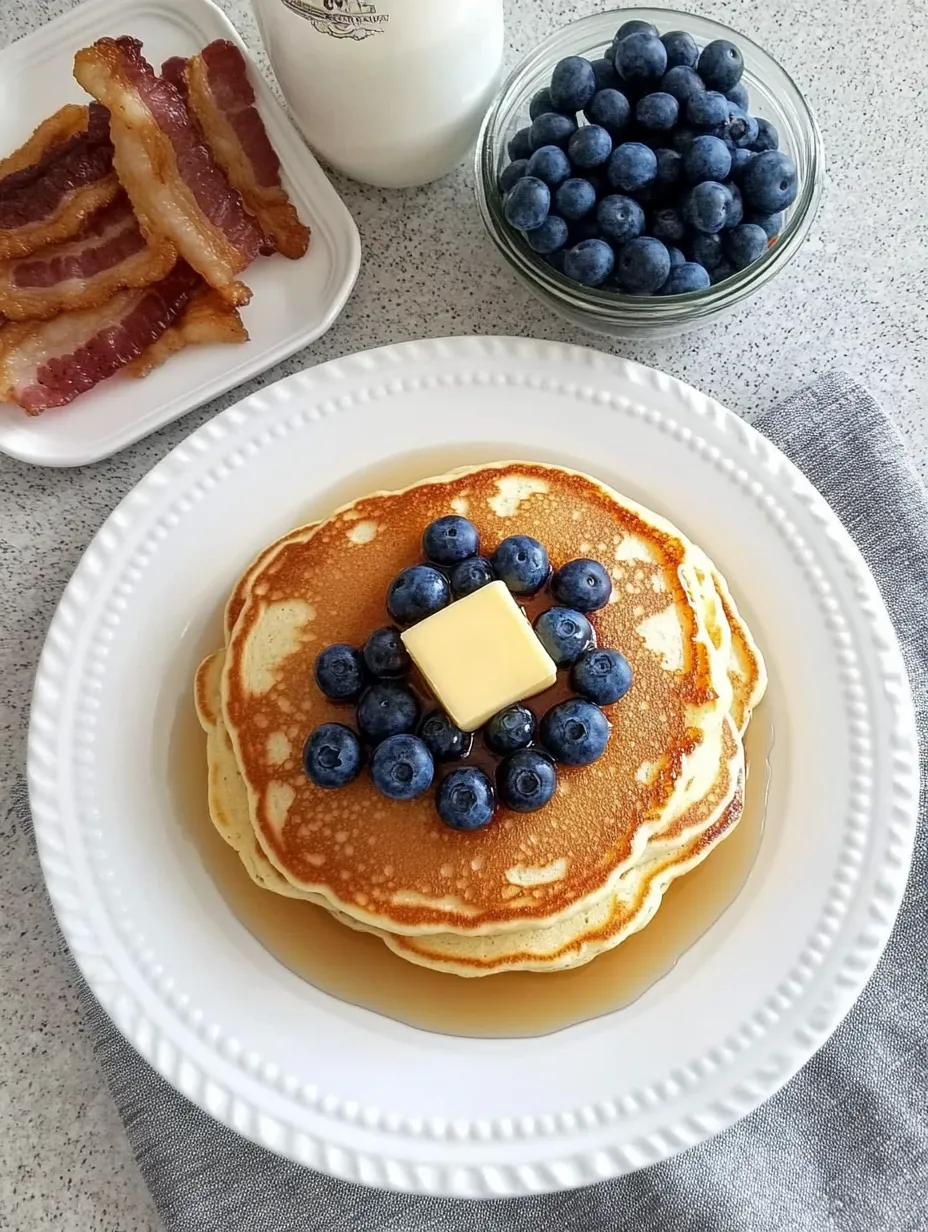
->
[474,8,824,339]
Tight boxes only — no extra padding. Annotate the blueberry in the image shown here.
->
[650,206,686,246]
[728,109,759,149]
[726,222,769,269]
[551,557,612,610]
[545,248,569,274]
[615,236,671,294]
[503,176,551,231]
[607,141,657,192]
[667,245,686,267]
[683,134,731,183]
[533,607,594,666]
[660,65,705,107]
[750,117,779,152]
[687,89,730,130]
[418,709,471,761]
[727,81,750,111]
[653,147,682,191]
[446,556,493,599]
[661,29,699,69]
[357,683,418,743]
[671,126,697,154]
[729,147,755,180]
[570,648,633,705]
[660,261,711,294]
[436,766,495,830]
[635,92,679,131]
[697,40,744,92]
[370,733,433,800]
[741,150,798,213]
[590,56,618,91]
[386,564,450,625]
[497,749,558,812]
[529,86,558,121]
[688,231,725,271]
[499,158,528,194]
[683,181,732,234]
[568,124,613,170]
[550,56,597,112]
[507,126,533,161]
[525,215,569,253]
[303,723,363,788]
[314,643,364,702]
[423,514,479,565]
[710,259,735,284]
[583,89,631,137]
[540,697,610,765]
[484,703,536,755]
[555,176,598,220]
[529,112,577,151]
[596,194,645,243]
[746,210,782,239]
[564,237,615,286]
[614,31,667,86]
[615,19,658,41]
[724,179,744,226]
[362,626,410,679]
[526,144,572,189]
[491,534,549,594]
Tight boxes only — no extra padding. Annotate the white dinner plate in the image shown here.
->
[28,338,918,1196]
[0,0,360,468]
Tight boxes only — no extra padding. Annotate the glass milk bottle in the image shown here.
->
[251,0,504,188]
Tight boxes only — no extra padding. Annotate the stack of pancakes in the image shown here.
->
[195,462,766,977]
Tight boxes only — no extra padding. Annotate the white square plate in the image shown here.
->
[0,0,360,467]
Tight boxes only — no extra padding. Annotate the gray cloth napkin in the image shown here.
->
[23,371,928,1231]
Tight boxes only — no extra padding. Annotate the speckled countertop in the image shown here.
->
[1,0,926,1227]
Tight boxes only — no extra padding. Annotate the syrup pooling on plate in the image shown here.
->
[193,459,767,987]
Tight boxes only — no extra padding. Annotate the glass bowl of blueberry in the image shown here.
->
[474,8,823,338]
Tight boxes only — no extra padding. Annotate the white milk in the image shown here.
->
[251,0,504,188]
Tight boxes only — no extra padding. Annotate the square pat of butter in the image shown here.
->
[401,580,557,732]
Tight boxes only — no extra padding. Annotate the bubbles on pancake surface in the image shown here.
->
[303,723,363,788]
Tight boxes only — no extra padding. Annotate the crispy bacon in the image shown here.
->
[127,285,247,377]
[74,37,262,305]
[180,41,309,259]
[0,260,200,413]
[0,193,177,320]
[0,103,120,260]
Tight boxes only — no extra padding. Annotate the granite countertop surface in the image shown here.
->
[1,0,926,1227]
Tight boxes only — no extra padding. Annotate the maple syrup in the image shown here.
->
[169,448,771,1037]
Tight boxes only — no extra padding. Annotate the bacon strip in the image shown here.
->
[0,104,120,260]
[74,37,262,305]
[0,193,177,320]
[127,285,247,377]
[0,260,200,413]
[181,41,310,259]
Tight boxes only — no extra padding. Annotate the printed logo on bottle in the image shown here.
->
[280,0,389,40]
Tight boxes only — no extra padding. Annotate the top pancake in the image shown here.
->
[220,462,739,935]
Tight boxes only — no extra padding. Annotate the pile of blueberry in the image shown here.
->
[302,515,633,831]
[499,19,798,294]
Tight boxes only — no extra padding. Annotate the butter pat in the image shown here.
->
[401,581,557,732]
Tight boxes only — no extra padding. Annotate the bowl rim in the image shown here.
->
[475,6,825,320]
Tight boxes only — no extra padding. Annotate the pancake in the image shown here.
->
[214,462,749,937]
